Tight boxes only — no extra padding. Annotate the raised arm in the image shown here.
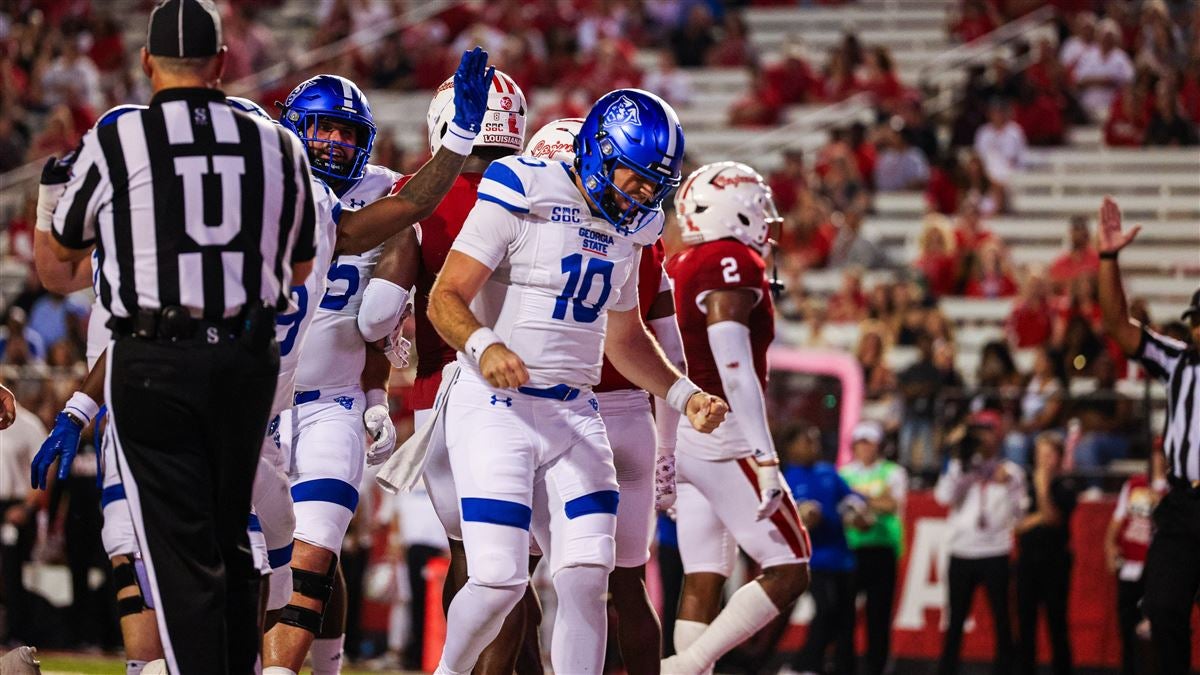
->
[1096,196,1144,356]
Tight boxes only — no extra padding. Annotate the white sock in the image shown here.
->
[439,580,525,673]
[311,635,345,675]
[140,660,168,675]
[674,581,779,671]
[126,660,149,675]
[673,619,708,653]
[550,565,610,674]
[262,667,298,675]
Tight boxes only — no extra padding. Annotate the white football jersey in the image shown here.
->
[271,176,341,416]
[451,155,662,388]
[294,163,403,391]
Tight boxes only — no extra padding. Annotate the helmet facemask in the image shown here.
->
[577,133,679,235]
[294,110,376,184]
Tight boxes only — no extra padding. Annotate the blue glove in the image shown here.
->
[31,412,84,490]
[451,46,495,135]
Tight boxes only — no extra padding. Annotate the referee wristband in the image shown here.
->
[63,391,100,427]
[36,183,67,232]
[439,121,478,156]
[465,327,503,365]
[665,377,703,415]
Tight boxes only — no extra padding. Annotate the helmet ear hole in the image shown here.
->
[737,213,751,226]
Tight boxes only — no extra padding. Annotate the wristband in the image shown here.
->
[439,121,477,156]
[366,389,387,409]
[1099,251,1119,260]
[36,183,65,232]
[665,377,702,414]
[63,391,100,426]
[465,327,503,365]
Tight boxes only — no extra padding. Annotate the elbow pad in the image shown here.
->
[708,320,776,463]
[358,278,411,342]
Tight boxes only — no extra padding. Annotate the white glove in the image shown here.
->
[363,405,397,466]
[383,305,412,368]
[654,453,677,511]
[754,461,786,520]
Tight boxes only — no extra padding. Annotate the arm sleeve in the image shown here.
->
[888,464,909,507]
[611,261,641,312]
[358,279,412,342]
[450,199,524,270]
[51,131,106,249]
[708,320,776,462]
[934,459,963,506]
[1135,327,1186,383]
[649,313,685,453]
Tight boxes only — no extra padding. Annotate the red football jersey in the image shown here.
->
[596,242,668,392]
[666,239,774,403]
[402,172,483,409]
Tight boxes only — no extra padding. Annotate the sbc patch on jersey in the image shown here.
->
[604,95,641,128]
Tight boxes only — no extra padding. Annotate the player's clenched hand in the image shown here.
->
[479,344,529,389]
[363,405,397,466]
[685,393,727,433]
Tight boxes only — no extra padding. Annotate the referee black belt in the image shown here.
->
[1168,475,1200,493]
[109,304,272,342]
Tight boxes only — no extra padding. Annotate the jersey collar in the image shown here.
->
[150,87,226,106]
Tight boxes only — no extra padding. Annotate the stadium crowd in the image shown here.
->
[0,0,1198,671]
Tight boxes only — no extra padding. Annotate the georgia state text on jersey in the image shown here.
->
[667,238,774,401]
[408,171,483,409]
[452,155,662,388]
[271,176,341,416]
[294,163,403,391]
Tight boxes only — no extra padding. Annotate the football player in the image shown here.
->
[660,162,811,674]
[426,89,727,674]
[357,69,541,673]
[525,117,687,673]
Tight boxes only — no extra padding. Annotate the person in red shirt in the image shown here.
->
[729,66,784,127]
[1006,269,1054,348]
[1048,215,1100,295]
[1105,84,1150,146]
[1104,447,1168,675]
[915,214,959,298]
[949,0,1000,43]
[663,161,810,673]
[766,148,807,215]
[952,197,996,252]
[964,241,1019,298]
[925,153,962,215]
[765,39,823,104]
[359,69,539,674]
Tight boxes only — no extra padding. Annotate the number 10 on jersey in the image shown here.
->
[553,253,614,324]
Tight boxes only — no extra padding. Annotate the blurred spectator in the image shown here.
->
[960,151,1005,215]
[1179,56,1200,124]
[1074,19,1135,121]
[25,104,79,162]
[975,340,1022,416]
[1104,447,1168,675]
[1004,344,1066,467]
[0,114,29,173]
[1008,269,1055,347]
[949,0,1001,43]
[1133,0,1184,77]
[1144,78,1199,146]
[669,4,716,68]
[899,334,963,471]
[827,267,868,323]
[856,321,898,423]
[952,197,996,252]
[765,36,824,104]
[934,409,1025,675]
[0,308,46,364]
[951,65,992,147]
[1060,11,1098,72]
[925,153,962,215]
[39,34,102,110]
[915,214,958,299]
[86,14,126,74]
[816,155,869,215]
[1071,351,1133,475]
[782,424,859,675]
[873,119,929,192]
[1015,432,1078,675]
[1104,80,1150,146]
[767,148,807,215]
[973,98,1026,187]
[963,241,1018,298]
[859,47,905,110]
[1059,313,1106,379]
[829,209,890,270]
[0,400,48,646]
[821,46,861,102]
[841,420,908,675]
[1014,66,1067,146]
[897,98,939,162]
[575,37,643,101]
[643,49,691,108]
[782,194,837,269]
[728,65,783,127]
[27,291,87,349]
[1048,215,1099,295]
[706,12,754,67]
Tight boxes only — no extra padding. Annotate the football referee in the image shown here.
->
[1096,196,1200,675]
[44,1,317,672]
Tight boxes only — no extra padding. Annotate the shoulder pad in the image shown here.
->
[478,156,583,220]
[95,105,146,129]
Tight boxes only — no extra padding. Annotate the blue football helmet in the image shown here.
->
[278,74,377,184]
[574,89,685,234]
[226,96,272,121]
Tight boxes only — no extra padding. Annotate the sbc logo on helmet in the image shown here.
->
[602,95,641,128]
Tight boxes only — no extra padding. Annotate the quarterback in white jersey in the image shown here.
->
[427,89,727,675]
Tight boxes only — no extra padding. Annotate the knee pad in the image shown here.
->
[112,556,154,617]
[291,479,358,552]
[279,559,337,635]
[101,493,139,559]
[267,565,293,612]
[557,533,616,575]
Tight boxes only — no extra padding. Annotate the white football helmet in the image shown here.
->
[427,69,526,154]
[524,117,584,164]
[675,161,781,255]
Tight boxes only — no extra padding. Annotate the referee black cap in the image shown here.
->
[1182,288,1200,321]
[147,0,222,58]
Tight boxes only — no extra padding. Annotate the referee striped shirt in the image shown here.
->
[1136,327,1200,482]
[51,87,317,321]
